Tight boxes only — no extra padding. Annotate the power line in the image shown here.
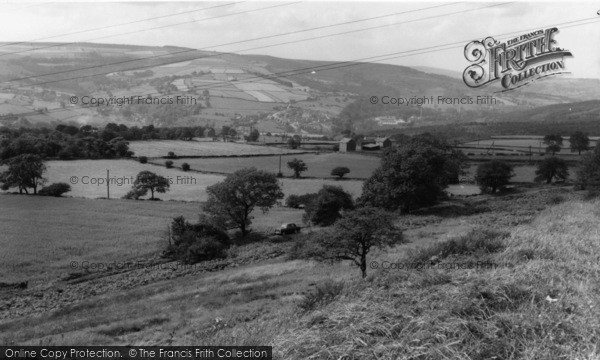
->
[2,16,598,121]
[0,2,242,51]
[1,2,508,87]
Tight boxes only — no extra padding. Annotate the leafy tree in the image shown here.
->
[287,158,308,178]
[319,207,402,278]
[165,160,174,168]
[475,160,514,193]
[576,146,600,190]
[543,134,563,155]
[331,166,350,179]
[359,133,467,212]
[130,171,170,200]
[535,157,569,184]
[39,182,71,197]
[569,131,590,155]
[247,128,260,142]
[138,156,148,164]
[304,186,354,226]
[203,168,284,237]
[287,135,301,149]
[0,154,46,194]
[181,162,190,171]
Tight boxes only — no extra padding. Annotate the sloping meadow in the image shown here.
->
[273,200,600,359]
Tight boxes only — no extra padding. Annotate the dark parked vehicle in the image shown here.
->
[274,223,301,235]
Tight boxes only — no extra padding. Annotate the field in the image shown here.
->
[128,140,307,158]
[0,195,305,285]
[460,136,598,156]
[167,152,381,179]
[7,160,365,201]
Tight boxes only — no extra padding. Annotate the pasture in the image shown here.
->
[128,140,306,158]
[168,152,381,179]
[9,159,365,201]
[460,136,598,156]
[0,195,305,285]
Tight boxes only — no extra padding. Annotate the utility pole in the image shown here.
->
[278,155,282,175]
[106,169,110,199]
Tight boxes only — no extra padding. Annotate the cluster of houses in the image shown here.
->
[339,136,392,152]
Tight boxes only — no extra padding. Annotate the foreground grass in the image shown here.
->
[268,199,600,359]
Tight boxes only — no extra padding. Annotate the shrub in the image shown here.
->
[39,182,71,197]
[408,228,507,265]
[181,162,190,171]
[165,216,230,263]
[122,187,147,200]
[285,193,317,208]
[167,151,177,159]
[165,160,174,168]
[298,279,344,312]
[138,156,148,164]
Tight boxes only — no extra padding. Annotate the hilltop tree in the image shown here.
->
[359,133,467,212]
[331,166,350,179]
[535,157,569,184]
[318,207,402,278]
[570,131,590,155]
[543,134,563,156]
[287,158,308,178]
[476,160,514,193]
[0,154,46,194]
[203,168,284,237]
[128,171,170,200]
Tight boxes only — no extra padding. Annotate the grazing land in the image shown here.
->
[128,140,307,158]
[166,152,380,179]
[28,160,364,201]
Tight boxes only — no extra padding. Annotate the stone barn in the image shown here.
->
[339,138,356,152]
[376,137,392,149]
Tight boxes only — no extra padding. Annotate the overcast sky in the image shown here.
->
[0,1,598,79]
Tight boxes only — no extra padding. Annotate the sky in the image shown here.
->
[0,1,598,79]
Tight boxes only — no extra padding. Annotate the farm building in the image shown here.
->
[339,138,356,152]
[375,137,392,148]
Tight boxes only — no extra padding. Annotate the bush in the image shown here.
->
[181,162,190,171]
[408,228,507,265]
[138,156,148,164]
[165,216,230,263]
[298,279,344,312]
[39,182,71,197]
[165,160,174,168]
[167,151,177,159]
[122,187,147,200]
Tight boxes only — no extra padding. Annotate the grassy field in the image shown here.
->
[0,195,305,285]
[166,152,381,179]
[128,140,306,158]
[1,159,365,202]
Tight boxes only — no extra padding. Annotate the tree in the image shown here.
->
[247,128,260,142]
[331,166,350,179]
[576,146,600,190]
[165,160,174,168]
[570,131,590,155]
[304,185,354,226]
[287,158,308,178]
[543,134,563,156]
[475,160,514,193]
[0,154,46,194]
[165,216,230,263]
[203,168,284,237]
[359,133,467,212]
[535,157,569,184]
[287,135,301,149]
[131,171,170,200]
[319,207,401,278]
[181,162,190,171]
